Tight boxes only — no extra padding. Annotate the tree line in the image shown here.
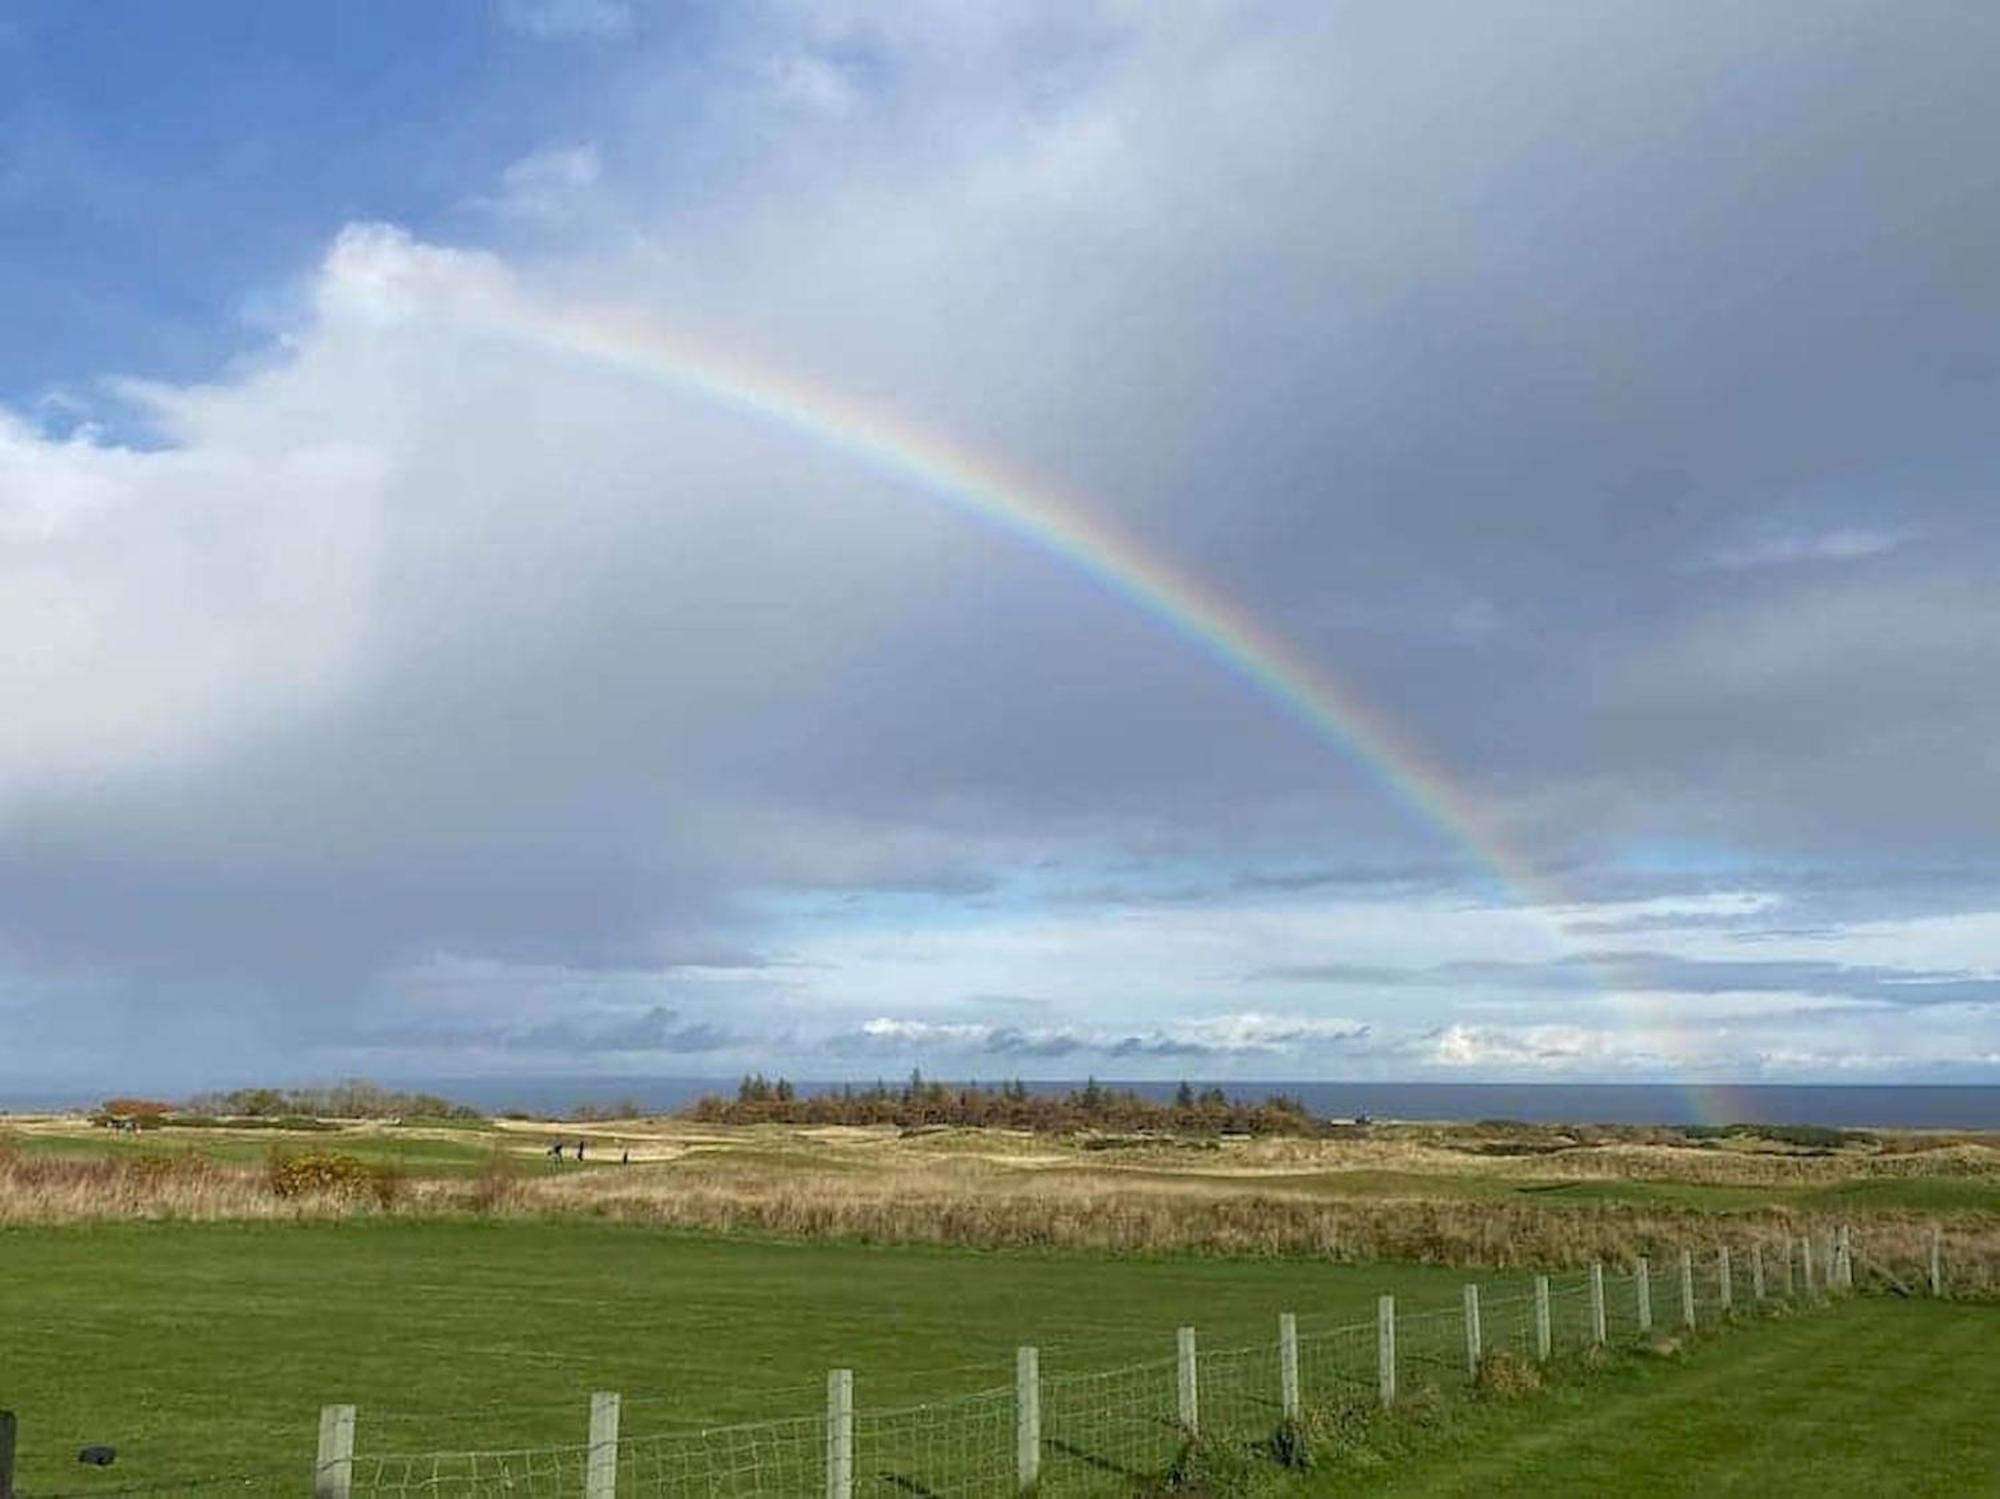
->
[684,1072,1324,1136]
[180,1080,483,1120]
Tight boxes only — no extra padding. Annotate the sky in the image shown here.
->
[2,1,1997,1095]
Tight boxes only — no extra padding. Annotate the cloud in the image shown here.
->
[826,1012,1370,1064]
[1258,952,2000,1009]
[1707,527,1906,570]
[511,1006,736,1054]
[480,145,604,222]
[347,995,753,1058]
[764,55,859,116]
[1426,1024,1627,1071]
[981,1027,1086,1059]
[5,3,2000,1084]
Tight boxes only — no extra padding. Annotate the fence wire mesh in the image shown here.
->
[1295,1319,1375,1401]
[351,1441,591,1496]
[621,1415,824,1498]
[338,1239,1845,1498]
[1193,1340,1282,1447]
[1038,1355,1181,1495]
[855,1387,1013,1497]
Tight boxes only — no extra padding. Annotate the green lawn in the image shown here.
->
[1298,1297,2000,1498]
[3,1219,1992,1497]
[0,1218,1465,1494]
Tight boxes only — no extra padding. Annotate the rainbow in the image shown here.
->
[388,284,1760,1113]
[443,295,1550,896]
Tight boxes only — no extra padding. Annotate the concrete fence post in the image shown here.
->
[1,1409,17,1499]
[1931,1226,1944,1298]
[1015,1347,1040,1492]
[1782,1236,1795,1297]
[1801,1235,1815,1296]
[1839,1226,1853,1289]
[1718,1247,1733,1314]
[1635,1257,1653,1333]
[825,1370,853,1499]
[1278,1313,1300,1423]
[1821,1231,1837,1294]
[314,1404,355,1499]
[1679,1249,1696,1328]
[1589,1263,1607,1345]
[586,1391,620,1499]
[1462,1284,1482,1379]
[1177,1326,1199,1438]
[1534,1275,1552,1361]
[1377,1295,1397,1408]
[1751,1243,1766,1302]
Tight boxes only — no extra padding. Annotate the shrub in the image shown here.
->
[101,1097,174,1119]
[368,1161,405,1210]
[267,1151,374,1200]
[469,1150,521,1214]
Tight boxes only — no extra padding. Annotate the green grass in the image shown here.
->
[1290,1298,2000,1497]
[2,1219,1994,1496]
[0,1218,1466,1494]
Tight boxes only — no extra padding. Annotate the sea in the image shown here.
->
[340,1077,2000,1129]
[6,1075,1998,1128]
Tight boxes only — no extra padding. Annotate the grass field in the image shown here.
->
[3,1217,1994,1497]
[0,1218,1469,1493]
[11,1112,2000,1213]
[4,1114,1997,1494]
[1298,1297,2000,1497]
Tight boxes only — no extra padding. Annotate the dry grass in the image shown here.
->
[4,1141,1995,1296]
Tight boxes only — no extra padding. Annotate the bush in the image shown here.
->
[101,1097,174,1119]
[368,1161,405,1209]
[266,1151,398,1204]
[469,1150,520,1214]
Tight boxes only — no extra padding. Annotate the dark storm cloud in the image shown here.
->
[980,1027,1085,1059]
[1229,863,1477,897]
[1261,954,2000,1009]
[1103,1023,1372,1061]
[511,1006,740,1054]
[351,1006,746,1055]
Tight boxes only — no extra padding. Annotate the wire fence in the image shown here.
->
[286,1226,1884,1498]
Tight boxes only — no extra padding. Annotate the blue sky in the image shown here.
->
[2,2,1997,1093]
[8,5,522,400]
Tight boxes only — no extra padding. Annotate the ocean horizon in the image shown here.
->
[9,1076,1998,1129]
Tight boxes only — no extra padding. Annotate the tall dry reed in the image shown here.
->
[4,1147,1993,1294]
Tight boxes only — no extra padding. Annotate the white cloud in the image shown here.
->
[1427,1023,1622,1070]
[0,408,382,795]
[481,144,604,222]
[838,1011,1369,1062]
[1708,527,1906,569]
